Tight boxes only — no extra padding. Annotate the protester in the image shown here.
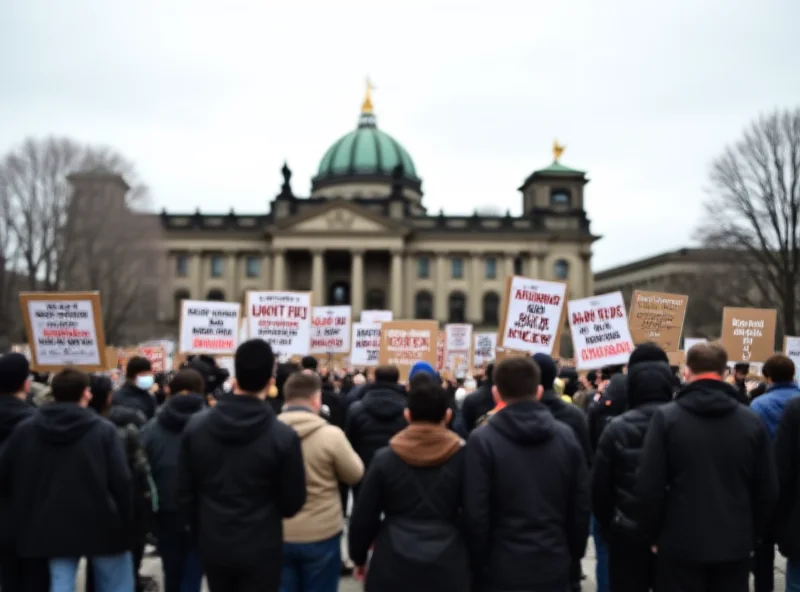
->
[0,368,135,592]
[349,378,468,592]
[113,356,157,419]
[591,343,674,592]
[635,342,778,592]
[141,369,206,592]
[300,356,345,430]
[774,394,800,591]
[279,371,364,592]
[461,362,494,434]
[464,356,590,592]
[178,339,306,592]
[733,362,751,404]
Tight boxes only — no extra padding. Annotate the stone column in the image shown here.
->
[504,252,516,280]
[390,250,404,317]
[191,251,204,300]
[469,254,482,322]
[527,252,540,279]
[226,252,238,302]
[272,249,286,290]
[581,252,593,297]
[435,253,448,322]
[351,250,364,317]
[311,250,325,306]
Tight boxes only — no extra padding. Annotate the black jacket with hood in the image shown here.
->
[0,403,133,558]
[461,381,494,435]
[464,400,590,592]
[772,397,800,558]
[346,382,408,469]
[0,396,37,551]
[634,378,778,562]
[113,382,157,420]
[540,389,592,467]
[592,361,674,541]
[178,395,306,571]
[587,373,628,454]
[141,394,205,513]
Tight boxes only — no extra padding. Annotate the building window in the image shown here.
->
[210,255,224,278]
[451,258,464,279]
[483,292,500,325]
[513,256,523,276]
[207,289,225,301]
[550,189,571,206]
[485,257,497,280]
[245,256,260,278]
[554,259,570,280]
[366,289,385,310]
[415,291,433,319]
[174,289,190,320]
[448,292,466,323]
[175,254,188,278]
[417,256,430,279]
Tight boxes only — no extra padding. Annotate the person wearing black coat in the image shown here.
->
[634,343,778,592]
[588,367,628,454]
[464,356,590,592]
[349,379,468,592]
[774,396,800,590]
[113,356,158,419]
[592,344,674,592]
[178,340,306,592]
[461,363,494,434]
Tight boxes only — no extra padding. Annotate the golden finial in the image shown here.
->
[553,139,566,162]
[361,77,375,114]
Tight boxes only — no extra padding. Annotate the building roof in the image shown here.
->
[594,247,735,281]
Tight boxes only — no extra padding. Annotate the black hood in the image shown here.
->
[627,361,675,408]
[361,384,407,421]
[488,400,556,445]
[157,394,206,432]
[107,404,146,429]
[675,379,740,417]
[34,403,101,445]
[0,396,36,443]
[207,395,273,444]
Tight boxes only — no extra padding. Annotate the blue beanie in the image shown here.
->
[409,360,437,382]
[532,353,557,390]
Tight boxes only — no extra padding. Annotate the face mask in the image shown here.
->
[135,375,155,391]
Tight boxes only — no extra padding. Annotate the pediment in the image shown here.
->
[274,200,405,234]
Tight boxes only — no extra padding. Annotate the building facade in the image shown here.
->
[159,89,599,330]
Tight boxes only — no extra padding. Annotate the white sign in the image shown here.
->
[310,306,352,354]
[351,322,381,367]
[500,276,567,355]
[247,291,311,356]
[179,300,240,355]
[785,336,800,382]
[568,291,635,370]
[26,298,102,367]
[683,337,708,352]
[473,332,497,368]
[361,310,393,324]
[445,324,472,376]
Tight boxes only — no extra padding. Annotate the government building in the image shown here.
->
[158,87,598,330]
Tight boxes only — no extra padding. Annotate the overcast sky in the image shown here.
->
[2,0,798,270]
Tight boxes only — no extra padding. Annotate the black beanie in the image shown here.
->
[0,353,30,395]
[532,353,557,389]
[628,342,669,368]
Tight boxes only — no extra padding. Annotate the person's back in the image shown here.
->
[750,355,800,440]
[774,396,800,590]
[461,364,494,434]
[464,357,590,592]
[178,339,306,592]
[349,379,469,592]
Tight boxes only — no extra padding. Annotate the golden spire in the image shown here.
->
[553,139,566,162]
[361,77,375,114]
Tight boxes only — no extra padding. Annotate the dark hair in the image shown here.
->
[187,355,228,394]
[235,339,275,393]
[126,356,152,380]
[586,370,598,388]
[300,355,318,371]
[734,362,751,375]
[88,374,113,414]
[169,368,205,394]
[494,357,541,401]
[409,371,437,392]
[686,343,728,375]
[51,368,90,403]
[763,355,796,383]
[375,365,400,383]
[407,380,450,423]
[601,365,625,381]
[0,353,30,395]
[284,372,322,401]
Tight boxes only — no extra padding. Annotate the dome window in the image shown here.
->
[550,190,571,207]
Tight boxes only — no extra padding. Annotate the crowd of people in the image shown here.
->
[0,338,799,592]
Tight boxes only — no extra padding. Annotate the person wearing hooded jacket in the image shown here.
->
[141,368,207,592]
[634,342,778,592]
[591,343,674,592]
[461,363,494,434]
[464,356,590,592]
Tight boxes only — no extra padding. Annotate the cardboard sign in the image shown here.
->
[19,292,107,372]
[445,324,472,376]
[473,332,497,368]
[568,291,635,371]
[310,306,352,354]
[436,331,445,370]
[784,336,800,382]
[628,290,688,351]
[720,307,777,363]
[494,347,529,363]
[683,337,707,352]
[498,275,567,356]
[350,323,381,367]
[139,345,167,373]
[247,291,311,356]
[667,351,686,366]
[379,320,438,382]
[361,310,393,324]
[179,300,240,355]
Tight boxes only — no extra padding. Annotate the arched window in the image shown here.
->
[173,289,190,320]
[207,289,225,301]
[448,291,467,323]
[553,259,570,280]
[366,289,385,311]
[415,291,433,319]
[482,292,500,325]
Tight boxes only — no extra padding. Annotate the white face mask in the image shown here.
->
[135,375,155,391]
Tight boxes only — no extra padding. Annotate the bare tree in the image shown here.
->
[696,108,800,337]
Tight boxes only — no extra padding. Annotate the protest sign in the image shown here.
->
[628,290,688,351]
[351,323,381,367]
[494,347,529,363]
[498,276,567,356]
[720,307,777,363]
[179,300,240,355]
[216,355,236,379]
[436,331,445,370]
[784,336,800,382]
[379,320,438,382]
[139,345,167,373]
[667,351,686,366]
[683,337,707,352]
[361,310,393,324]
[568,291,635,370]
[20,292,107,372]
[247,291,311,356]
[445,324,472,377]
[310,306,352,354]
[473,332,497,368]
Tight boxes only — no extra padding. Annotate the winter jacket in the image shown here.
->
[344,384,367,411]
[113,382,157,420]
[279,406,363,543]
[320,384,345,430]
[0,403,133,558]
[178,395,306,571]
[0,396,37,550]
[141,394,206,512]
[461,382,494,434]
[635,378,778,563]
[774,397,800,558]
[540,388,592,467]
[750,382,800,440]
[588,374,628,454]
[346,382,407,470]
[350,424,468,592]
[464,400,590,592]
[591,361,674,541]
